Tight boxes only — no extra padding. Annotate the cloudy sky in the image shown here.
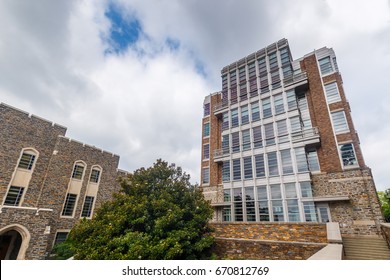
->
[0,0,389,191]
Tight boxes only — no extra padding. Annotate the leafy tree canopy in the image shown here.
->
[378,189,390,222]
[61,159,214,260]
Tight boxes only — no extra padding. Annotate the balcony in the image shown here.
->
[291,127,320,146]
[283,72,309,93]
[213,148,230,162]
[213,100,229,116]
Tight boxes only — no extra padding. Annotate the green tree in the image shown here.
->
[61,159,214,260]
[378,189,390,222]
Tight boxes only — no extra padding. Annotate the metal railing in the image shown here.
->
[291,127,319,142]
[213,148,230,159]
[283,72,307,86]
[213,100,229,113]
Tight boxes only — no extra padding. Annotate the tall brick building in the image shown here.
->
[200,39,383,236]
[0,103,127,259]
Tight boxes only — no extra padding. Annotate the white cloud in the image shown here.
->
[0,0,389,190]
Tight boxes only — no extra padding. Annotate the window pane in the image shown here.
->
[267,152,279,176]
[222,112,229,130]
[262,98,272,118]
[223,206,231,221]
[295,147,308,172]
[231,132,240,153]
[54,232,69,245]
[222,134,230,154]
[81,196,95,218]
[300,181,313,198]
[231,108,239,127]
[233,188,243,221]
[203,123,210,137]
[232,159,241,180]
[281,149,293,174]
[264,123,275,146]
[203,103,210,116]
[257,186,268,200]
[319,56,333,75]
[274,94,285,114]
[90,169,100,183]
[243,157,253,179]
[72,164,84,179]
[277,119,289,143]
[202,168,209,184]
[258,200,270,221]
[255,154,265,177]
[284,183,297,198]
[307,150,320,172]
[303,201,317,222]
[251,102,260,122]
[286,90,297,110]
[287,199,300,221]
[241,105,249,125]
[222,161,230,182]
[340,143,357,166]
[242,129,251,151]
[203,144,210,160]
[272,200,284,221]
[224,189,231,202]
[324,82,341,103]
[270,184,282,199]
[62,193,77,216]
[245,187,256,221]
[18,153,36,170]
[331,111,349,133]
[252,126,263,148]
[4,186,24,206]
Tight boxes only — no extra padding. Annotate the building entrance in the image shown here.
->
[0,230,23,260]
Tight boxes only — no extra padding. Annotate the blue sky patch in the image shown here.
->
[104,3,142,54]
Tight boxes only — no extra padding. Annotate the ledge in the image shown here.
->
[308,244,343,260]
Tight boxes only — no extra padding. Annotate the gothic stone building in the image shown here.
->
[200,39,383,237]
[0,103,127,259]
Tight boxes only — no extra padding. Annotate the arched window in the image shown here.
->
[89,166,102,183]
[71,161,86,180]
[17,148,38,171]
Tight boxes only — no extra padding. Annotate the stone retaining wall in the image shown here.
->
[381,223,390,248]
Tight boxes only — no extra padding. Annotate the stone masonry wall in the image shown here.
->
[210,222,327,259]
[42,136,121,251]
[0,208,52,259]
[211,222,327,243]
[311,168,384,236]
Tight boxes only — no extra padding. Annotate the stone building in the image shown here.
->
[0,103,127,259]
[200,38,383,237]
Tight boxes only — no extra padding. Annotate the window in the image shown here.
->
[81,196,95,218]
[18,152,36,170]
[248,62,256,78]
[257,186,269,221]
[222,112,229,130]
[268,52,278,69]
[271,184,284,222]
[319,56,333,75]
[222,74,228,89]
[222,161,230,182]
[54,232,69,245]
[233,188,243,221]
[255,154,265,177]
[286,90,297,110]
[262,98,272,118]
[290,116,302,133]
[277,119,289,143]
[4,186,24,206]
[281,149,293,174]
[90,168,101,183]
[224,189,231,202]
[303,202,317,222]
[203,103,210,116]
[203,123,210,137]
[264,123,275,146]
[300,181,313,198]
[242,129,251,151]
[240,83,247,101]
[62,193,77,216]
[231,132,240,153]
[230,70,237,86]
[222,134,230,154]
[231,88,238,104]
[232,159,241,180]
[331,111,349,133]
[203,144,210,160]
[252,126,263,148]
[239,66,246,82]
[295,147,309,172]
[241,105,249,125]
[287,199,300,222]
[202,168,210,184]
[339,143,357,166]
[267,152,279,176]
[231,108,239,128]
[280,47,290,65]
[274,94,285,114]
[72,164,85,180]
[324,82,341,103]
[223,206,231,222]
[307,149,320,172]
[243,157,253,179]
[249,78,257,96]
[251,102,260,122]
[245,187,256,221]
